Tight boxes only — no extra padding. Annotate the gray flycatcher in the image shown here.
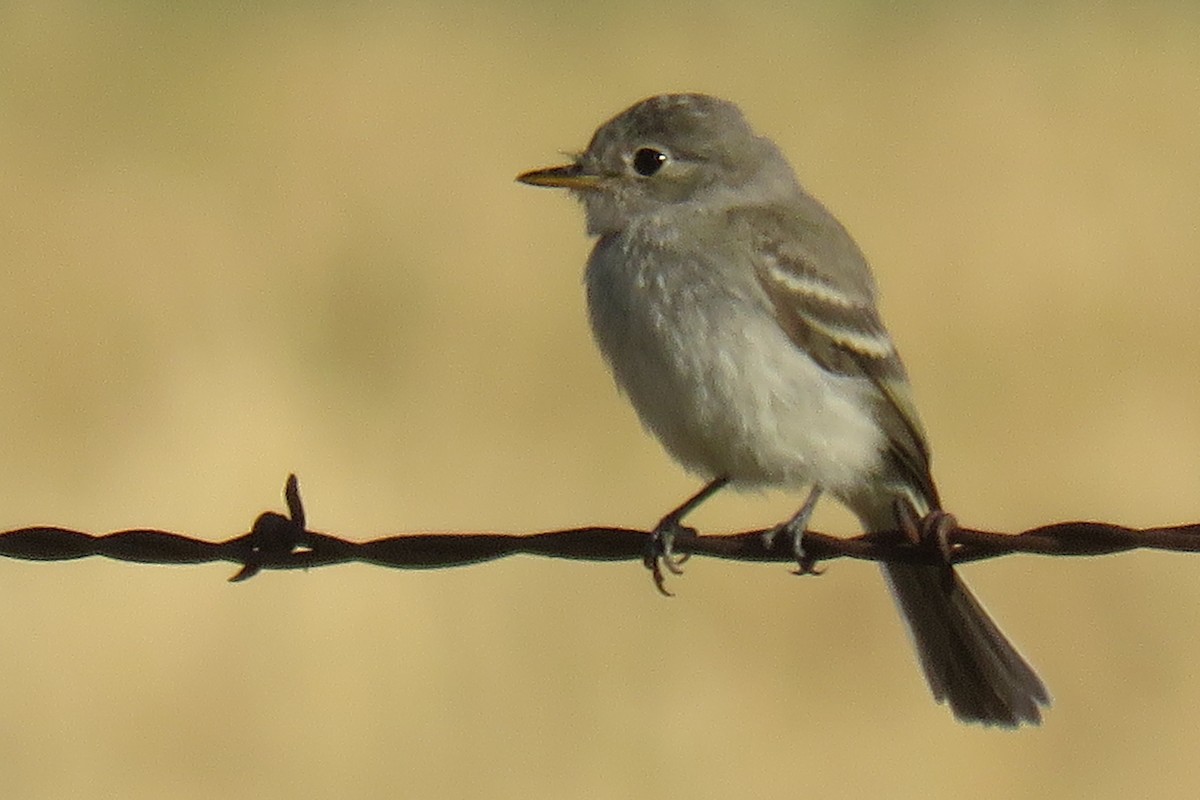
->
[517,93,1049,727]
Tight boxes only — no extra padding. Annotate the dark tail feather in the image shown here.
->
[883,562,1050,726]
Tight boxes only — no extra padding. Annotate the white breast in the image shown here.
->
[584,227,885,495]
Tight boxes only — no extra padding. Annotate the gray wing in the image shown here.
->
[728,202,940,508]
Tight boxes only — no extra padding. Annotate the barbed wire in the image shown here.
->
[1,474,1197,586]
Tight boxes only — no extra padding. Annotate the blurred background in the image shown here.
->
[1,1,1199,797]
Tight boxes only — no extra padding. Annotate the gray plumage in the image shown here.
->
[519,93,1048,726]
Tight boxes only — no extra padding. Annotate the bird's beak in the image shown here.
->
[516,163,602,191]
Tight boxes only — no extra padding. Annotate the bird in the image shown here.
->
[517,93,1049,726]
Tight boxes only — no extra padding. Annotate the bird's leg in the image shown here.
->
[646,476,729,595]
[763,486,824,575]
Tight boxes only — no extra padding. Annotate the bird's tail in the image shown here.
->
[857,495,1050,726]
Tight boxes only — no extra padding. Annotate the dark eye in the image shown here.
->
[632,147,668,177]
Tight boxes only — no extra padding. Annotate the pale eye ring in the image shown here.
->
[631,147,669,177]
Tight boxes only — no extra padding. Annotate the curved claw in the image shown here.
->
[641,477,730,596]
[647,556,673,597]
[770,486,824,576]
[787,520,825,577]
[644,521,696,596]
[791,554,825,577]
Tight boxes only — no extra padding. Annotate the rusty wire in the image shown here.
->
[0,474,1195,585]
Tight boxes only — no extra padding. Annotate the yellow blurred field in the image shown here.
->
[1,2,1199,798]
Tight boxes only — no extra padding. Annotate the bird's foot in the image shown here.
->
[762,486,824,576]
[642,477,730,596]
[761,523,823,574]
[644,515,696,597]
